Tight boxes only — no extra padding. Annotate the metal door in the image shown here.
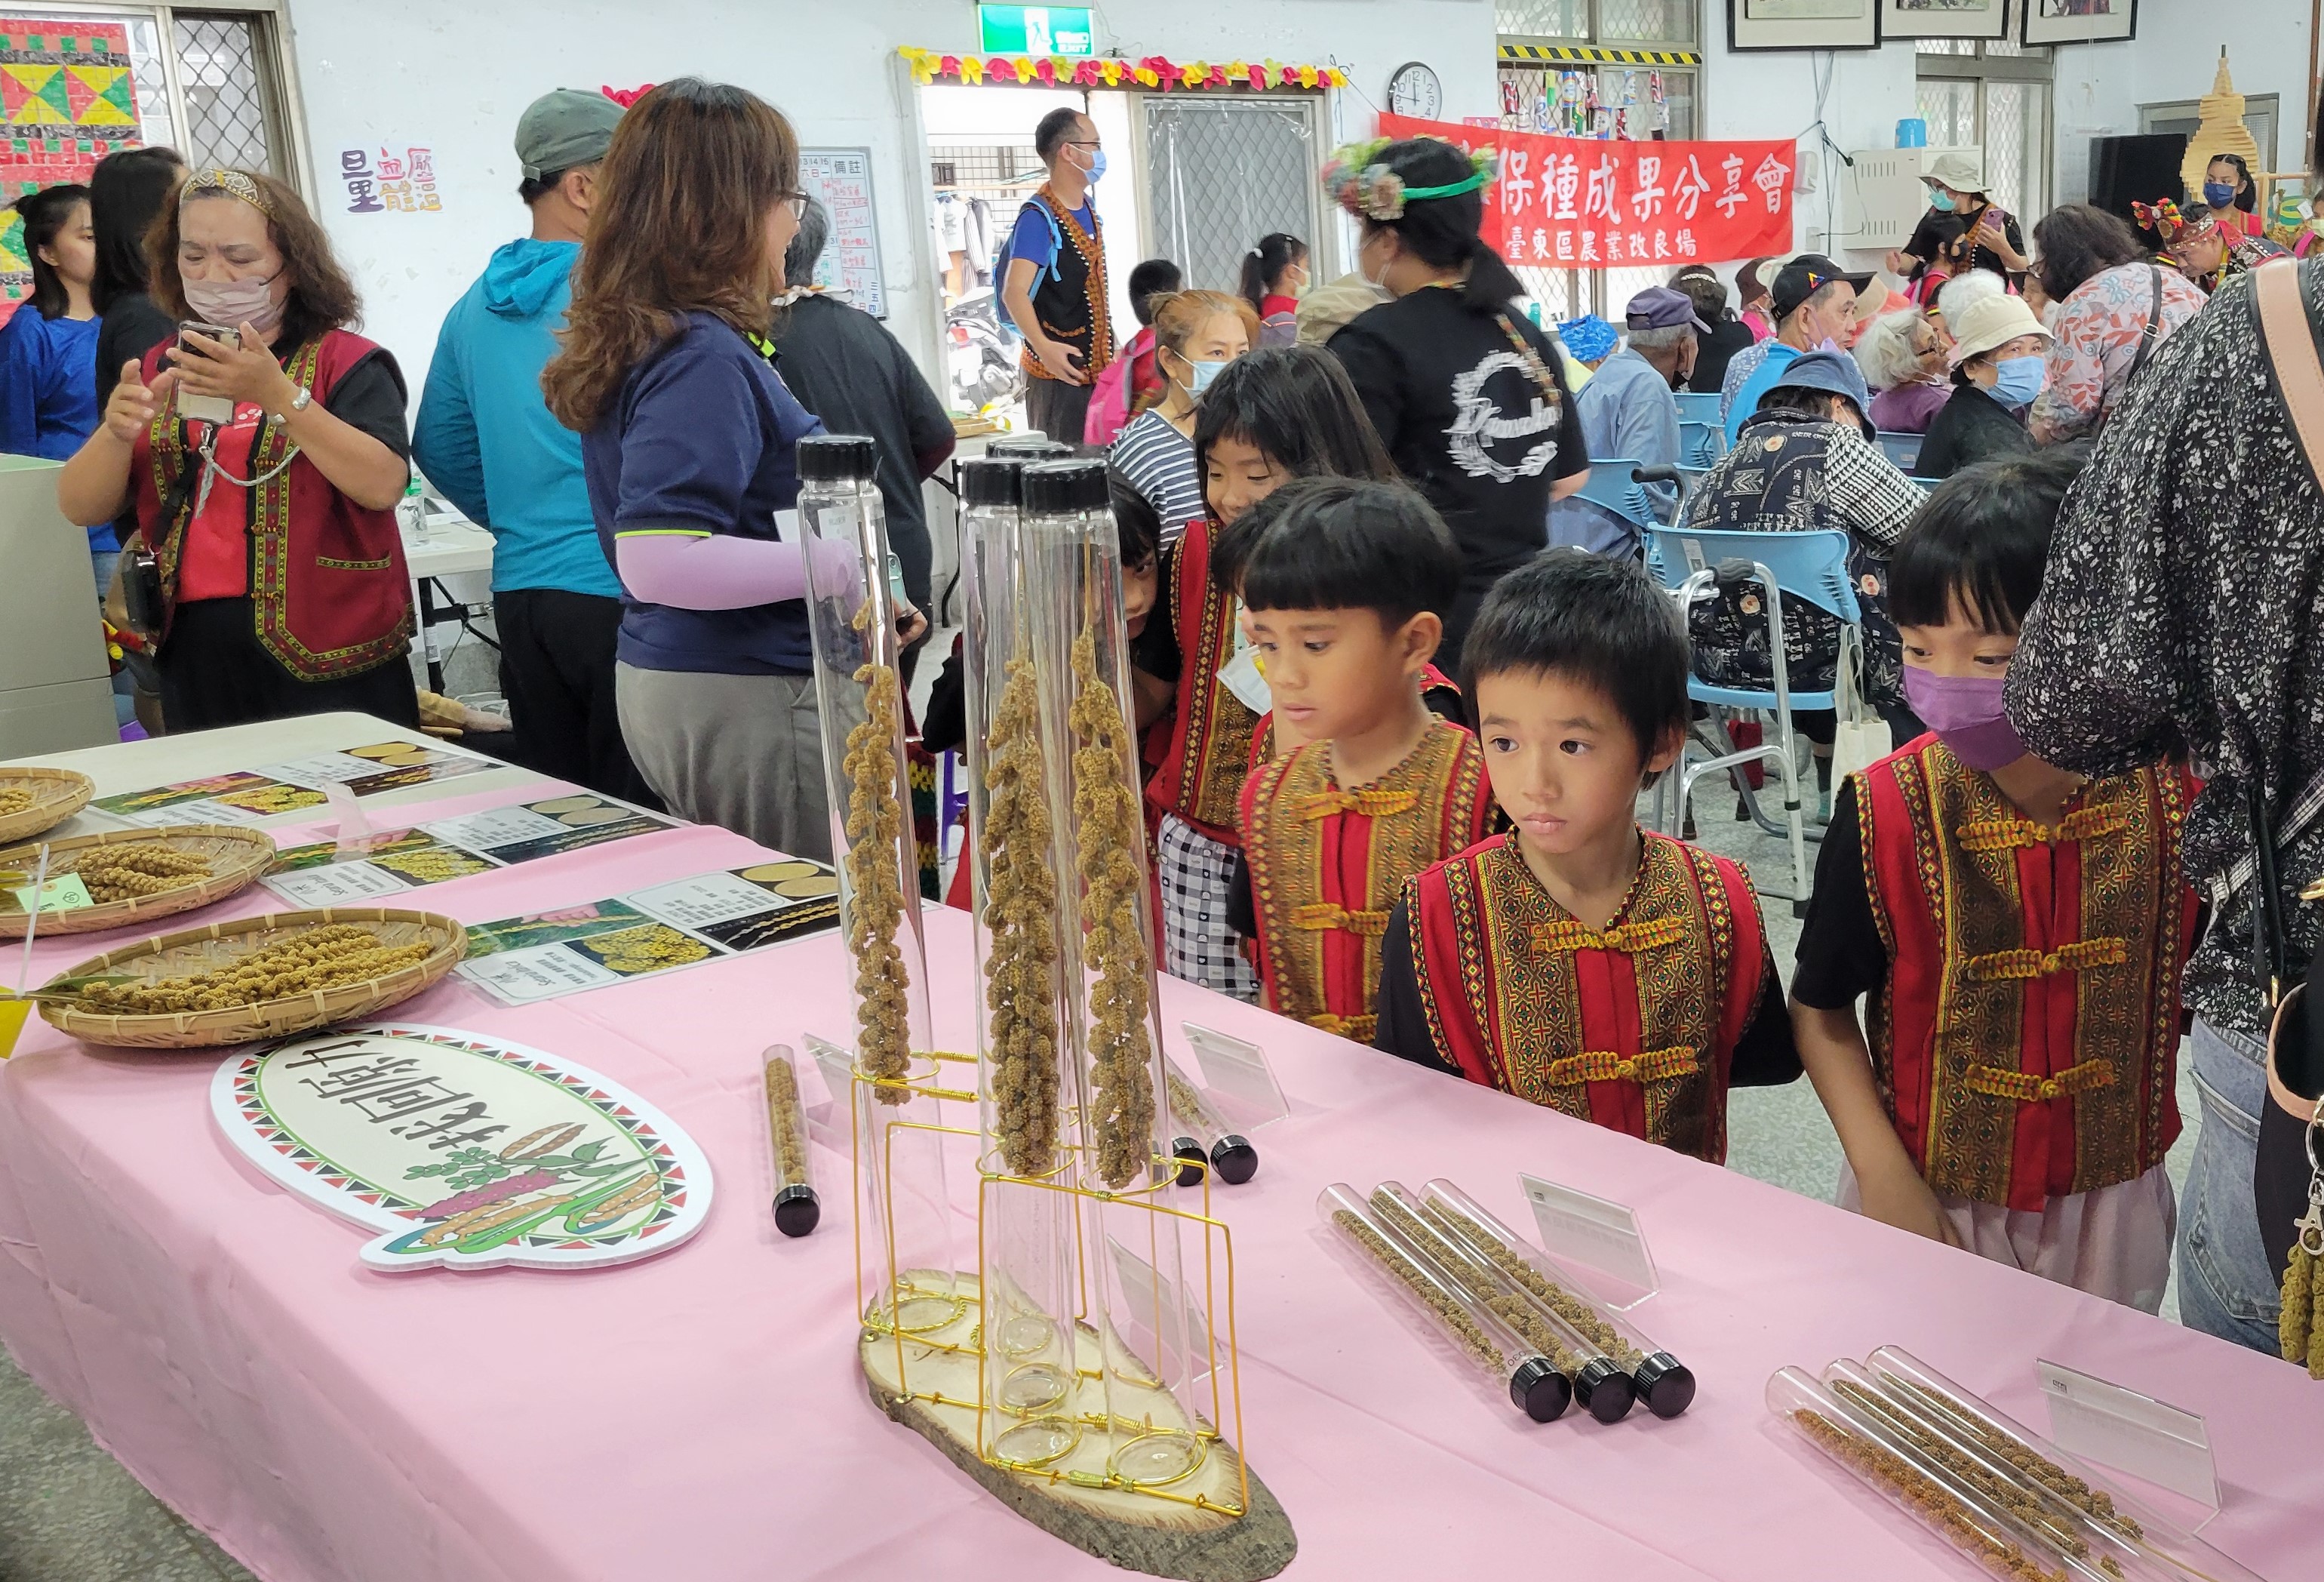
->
[1140,96,1326,296]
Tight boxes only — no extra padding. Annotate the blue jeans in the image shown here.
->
[2175,1015,2282,1352]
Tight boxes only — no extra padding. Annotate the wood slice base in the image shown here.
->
[859,1300,1296,1580]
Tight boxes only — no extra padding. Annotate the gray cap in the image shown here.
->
[515,88,625,181]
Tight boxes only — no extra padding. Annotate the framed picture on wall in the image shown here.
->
[1880,0,2009,41]
[1727,0,1880,52]
[2021,0,2136,45]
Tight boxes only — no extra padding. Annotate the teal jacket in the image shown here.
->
[413,239,619,598]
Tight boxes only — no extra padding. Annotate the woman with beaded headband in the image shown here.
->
[1320,137,1589,668]
[57,165,420,731]
[2136,197,2284,297]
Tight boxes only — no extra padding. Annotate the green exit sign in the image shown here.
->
[977,5,1095,56]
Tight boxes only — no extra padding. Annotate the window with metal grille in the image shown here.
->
[172,11,283,174]
[1914,35,2052,223]
[1142,97,1323,302]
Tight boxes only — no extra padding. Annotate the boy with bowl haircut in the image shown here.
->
[1234,479,1492,1042]
[1375,550,1798,1162]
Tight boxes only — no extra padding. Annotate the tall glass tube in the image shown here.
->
[1021,457,1206,1486]
[958,454,1083,1467]
[1419,1177,1695,1417]
[1320,1184,1571,1423]
[799,434,961,1341]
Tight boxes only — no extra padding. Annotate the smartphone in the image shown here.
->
[175,322,241,423]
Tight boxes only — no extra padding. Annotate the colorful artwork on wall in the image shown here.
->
[1,18,141,325]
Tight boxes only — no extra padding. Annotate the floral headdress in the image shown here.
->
[2131,197,2213,249]
[180,167,272,217]
[1322,137,1498,223]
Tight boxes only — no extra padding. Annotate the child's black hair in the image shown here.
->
[1461,549,1689,765]
[1197,346,1398,591]
[1127,257,1183,327]
[1105,463,1162,572]
[1887,448,2089,635]
[1237,478,1459,632]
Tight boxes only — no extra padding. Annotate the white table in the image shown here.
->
[400,512,496,693]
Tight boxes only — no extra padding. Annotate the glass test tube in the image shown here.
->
[1769,1367,2118,1582]
[958,453,1084,1467]
[1370,1182,1630,1422]
[798,433,960,1337]
[1320,1184,1571,1423]
[763,1043,819,1237]
[1163,1053,1258,1187]
[1419,1177,1695,1417]
[1862,1347,2264,1582]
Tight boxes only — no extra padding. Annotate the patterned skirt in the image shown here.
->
[1156,812,1261,1004]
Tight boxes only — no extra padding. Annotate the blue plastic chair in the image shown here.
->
[1570,457,1664,531]
[1644,526,1867,915]
[1673,390,1724,428]
[1678,419,1725,469]
[1874,429,1922,472]
[1908,476,1943,490]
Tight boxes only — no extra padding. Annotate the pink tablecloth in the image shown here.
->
[0,796,2318,1580]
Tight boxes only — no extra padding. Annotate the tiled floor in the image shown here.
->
[0,751,2203,1580]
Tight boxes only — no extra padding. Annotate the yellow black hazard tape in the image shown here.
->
[1496,43,1702,66]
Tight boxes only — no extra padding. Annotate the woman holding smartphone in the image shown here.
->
[543,79,920,860]
[57,166,417,731]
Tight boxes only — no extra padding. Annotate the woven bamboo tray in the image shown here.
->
[0,826,276,939]
[0,768,94,846]
[36,907,468,1050]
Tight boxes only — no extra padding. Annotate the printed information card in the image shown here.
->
[261,793,672,906]
[96,741,494,828]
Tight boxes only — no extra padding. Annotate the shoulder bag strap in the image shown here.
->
[2123,263,2166,388]
[2257,257,2324,491]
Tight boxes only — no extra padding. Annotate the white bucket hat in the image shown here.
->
[1945,294,2051,367]
[1922,149,1988,195]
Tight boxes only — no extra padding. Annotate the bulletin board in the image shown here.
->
[798,146,887,319]
[1,17,143,327]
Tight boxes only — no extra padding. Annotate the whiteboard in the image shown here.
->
[798,147,887,319]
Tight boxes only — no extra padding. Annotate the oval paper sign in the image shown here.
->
[211,1021,713,1272]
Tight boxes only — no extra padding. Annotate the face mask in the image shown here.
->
[182,269,284,334]
[1074,146,1106,183]
[1929,188,1957,213]
[1989,353,2046,409]
[1184,356,1226,396]
[1361,239,1395,297]
[2204,181,2236,210]
[1901,668,2027,771]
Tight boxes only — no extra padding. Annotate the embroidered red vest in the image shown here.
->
[1144,517,1256,842]
[1241,721,1490,1043]
[1856,736,2193,1212]
[1406,832,1766,1164]
[133,330,414,681]
[1018,186,1112,381]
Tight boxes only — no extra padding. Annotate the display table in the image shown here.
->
[0,719,2316,1582]
[401,514,497,693]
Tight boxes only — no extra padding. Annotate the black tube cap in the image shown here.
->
[1172,1136,1207,1187]
[1510,1356,1572,1422]
[988,433,1068,457]
[798,433,876,483]
[1632,1352,1696,1419]
[1021,457,1108,515]
[958,456,1022,507]
[1572,1356,1637,1423]
[1210,1134,1258,1186]
[773,1183,821,1238]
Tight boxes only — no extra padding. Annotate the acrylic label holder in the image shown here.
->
[1180,1022,1290,1128]
[2038,1359,2222,1521]
[1520,1172,1658,1306]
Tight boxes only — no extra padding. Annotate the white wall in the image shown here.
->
[2050,5,2313,205]
[277,0,1499,408]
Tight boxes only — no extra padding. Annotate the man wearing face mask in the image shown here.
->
[1550,285,1702,558]
[1001,106,1111,442]
[1720,253,1871,444]
[1915,294,2049,480]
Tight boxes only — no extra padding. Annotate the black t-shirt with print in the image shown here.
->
[1327,288,1588,583]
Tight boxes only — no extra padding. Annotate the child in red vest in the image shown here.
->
[1230,479,1491,1043]
[1375,551,1797,1162]
[1790,451,2195,1311]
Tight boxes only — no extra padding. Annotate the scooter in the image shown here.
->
[945,288,1022,413]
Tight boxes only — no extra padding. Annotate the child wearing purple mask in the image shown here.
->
[1788,450,2198,1313]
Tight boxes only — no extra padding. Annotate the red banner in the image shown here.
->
[1379,114,1796,270]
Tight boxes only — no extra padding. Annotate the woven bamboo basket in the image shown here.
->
[0,826,276,939]
[36,907,468,1050]
[0,768,94,846]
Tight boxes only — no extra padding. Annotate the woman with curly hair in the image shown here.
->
[57,166,418,730]
[1320,136,1588,666]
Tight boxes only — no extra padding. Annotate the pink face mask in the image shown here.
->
[1901,668,2027,771]
[182,269,284,334]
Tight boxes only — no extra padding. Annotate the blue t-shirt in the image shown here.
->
[1723,340,1804,446]
[0,305,109,551]
[583,312,825,675]
[1008,196,1094,274]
